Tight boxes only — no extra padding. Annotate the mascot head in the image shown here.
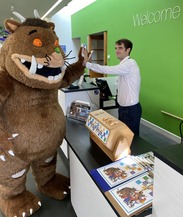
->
[0,10,66,89]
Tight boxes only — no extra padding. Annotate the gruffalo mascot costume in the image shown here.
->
[0,10,86,217]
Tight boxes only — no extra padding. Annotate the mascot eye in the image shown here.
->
[33,38,43,47]
[54,39,59,46]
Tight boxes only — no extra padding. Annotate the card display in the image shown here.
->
[85,109,134,161]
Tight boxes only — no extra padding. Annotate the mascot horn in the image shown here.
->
[0,10,87,217]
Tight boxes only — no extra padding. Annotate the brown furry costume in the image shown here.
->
[0,13,85,217]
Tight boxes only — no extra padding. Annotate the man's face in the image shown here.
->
[115,43,130,61]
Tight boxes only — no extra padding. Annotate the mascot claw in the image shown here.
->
[0,191,41,217]
[0,155,6,161]
[8,150,15,156]
[0,149,15,162]
[8,133,19,140]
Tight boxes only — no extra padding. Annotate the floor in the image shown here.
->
[0,109,178,217]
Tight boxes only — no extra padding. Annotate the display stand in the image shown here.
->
[86,109,134,161]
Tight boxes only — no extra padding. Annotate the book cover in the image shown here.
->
[105,172,153,217]
[90,155,147,192]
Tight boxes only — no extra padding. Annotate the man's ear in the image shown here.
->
[127,47,131,54]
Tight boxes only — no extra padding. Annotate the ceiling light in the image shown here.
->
[41,0,63,19]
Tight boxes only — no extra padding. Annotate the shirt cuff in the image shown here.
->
[86,62,92,68]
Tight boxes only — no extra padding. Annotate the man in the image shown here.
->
[83,38,142,135]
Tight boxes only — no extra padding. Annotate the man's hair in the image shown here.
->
[115,38,133,54]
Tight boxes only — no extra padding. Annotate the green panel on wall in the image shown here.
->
[71,0,183,137]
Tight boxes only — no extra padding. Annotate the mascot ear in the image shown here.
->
[48,22,55,31]
[4,19,21,34]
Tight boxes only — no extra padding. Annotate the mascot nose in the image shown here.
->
[54,47,60,53]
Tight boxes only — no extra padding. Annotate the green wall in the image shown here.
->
[71,0,183,137]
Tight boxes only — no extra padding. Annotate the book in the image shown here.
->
[90,152,154,216]
[90,152,154,191]
[91,155,146,191]
[105,172,153,217]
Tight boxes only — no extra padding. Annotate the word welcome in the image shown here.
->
[133,5,181,27]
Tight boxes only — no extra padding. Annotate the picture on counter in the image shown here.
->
[97,155,146,188]
[108,172,153,216]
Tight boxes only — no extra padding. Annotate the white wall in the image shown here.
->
[51,11,80,64]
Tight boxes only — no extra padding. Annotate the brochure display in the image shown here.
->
[85,109,134,161]
[67,100,91,122]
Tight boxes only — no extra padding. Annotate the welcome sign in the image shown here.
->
[133,5,181,27]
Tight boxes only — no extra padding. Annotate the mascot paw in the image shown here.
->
[0,190,41,217]
[38,173,70,200]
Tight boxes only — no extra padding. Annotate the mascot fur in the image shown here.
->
[0,10,86,217]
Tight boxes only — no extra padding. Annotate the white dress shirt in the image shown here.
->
[86,56,141,106]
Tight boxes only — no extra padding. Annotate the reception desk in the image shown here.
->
[65,118,157,217]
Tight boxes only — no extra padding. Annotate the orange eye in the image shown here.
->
[33,38,42,47]
[54,39,59,46]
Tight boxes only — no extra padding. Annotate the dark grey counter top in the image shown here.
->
[154,144,183,175]
[61,82,99,93]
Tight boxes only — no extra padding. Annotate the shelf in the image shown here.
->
[88,31,107,78]
[92,49,104,51]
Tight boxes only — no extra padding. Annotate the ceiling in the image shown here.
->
[0,0,72,27]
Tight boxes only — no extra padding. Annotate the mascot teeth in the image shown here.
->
[21,59,26,63]
[48,74,61,81]
[37,64,43,69]
[29,55,37,74]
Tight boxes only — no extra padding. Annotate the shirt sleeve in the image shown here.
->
[86,60,132,75]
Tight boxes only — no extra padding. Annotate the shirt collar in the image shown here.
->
[120,56,130,63]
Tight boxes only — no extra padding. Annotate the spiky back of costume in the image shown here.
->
[0,10,85,217]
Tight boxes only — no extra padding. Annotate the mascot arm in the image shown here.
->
[0,71,20,166]
[60,47,85,88]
